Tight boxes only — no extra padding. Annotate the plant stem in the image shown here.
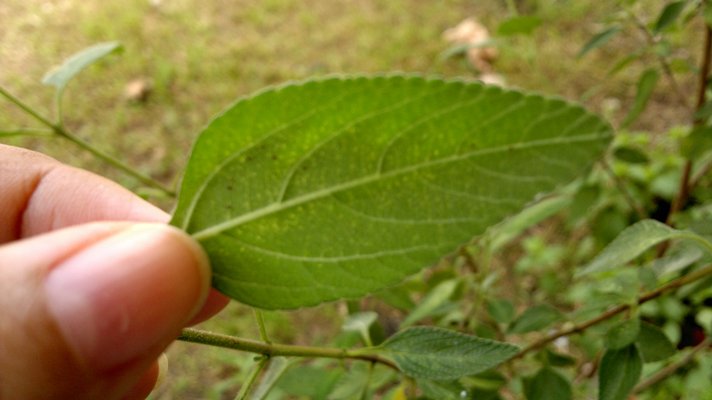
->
[0,85,176,197]
[629,13,689,107]
[253,309,271,344]
[0,128,54,138]
[178,328,399,371]
[633,337,711,394]
[515,264,712,358]
[235,356,269,400]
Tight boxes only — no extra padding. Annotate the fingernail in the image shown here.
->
[44,224,210,370]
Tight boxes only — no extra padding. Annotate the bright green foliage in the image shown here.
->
[579,219,712,277]
[42,42,122,96]
[636,322,676,363]
[378,326,519,380]
[598,345,643,400]
[497,15,542,36]
[509,304,563,334]
[612,146,649,164]
[622,69,659,128]
[171,75,612,309]
[605,317,641,350]
[523,367,572,400]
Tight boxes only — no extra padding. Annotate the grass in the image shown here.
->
[0,0,702,398]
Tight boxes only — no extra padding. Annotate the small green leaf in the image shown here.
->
[622,69,659,129]
[578,219,712,277]
[523,367,572,400]
[417,379,466,400]
[248,357,290,400]
[607,53,643,76]
[497,15,542,36]
[578,27,621,58]
[509,305,563,334]
[694,100,712,121]
[653,1,686,34]
[598,345,643,400]
[172,75,612,309]
[682,126,712,161]
[605,318,641,350]
[401,279,458,328]
[379,326,519,380]
[343,312,379,346]
[42,42,122,95]
[487,298,516,324]
[613,146,649,164]
[636,322,676,362]
[541,348,577,367]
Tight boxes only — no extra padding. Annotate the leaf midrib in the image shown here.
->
[191,132,608,241]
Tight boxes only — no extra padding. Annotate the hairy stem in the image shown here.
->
[0,85,175,197]
[178,328,399,371]
[516,264,712,358]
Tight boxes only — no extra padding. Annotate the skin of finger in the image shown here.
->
[0,144,229,320]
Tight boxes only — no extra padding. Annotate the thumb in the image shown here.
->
[0,222,211,400]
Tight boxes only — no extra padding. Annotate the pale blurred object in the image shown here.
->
[442,18,498,73]
[124,78,153,103]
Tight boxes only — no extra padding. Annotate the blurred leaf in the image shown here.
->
[509,305,563,334]
[417,379,465,400]
[461,369,507,391]
[622,69,660,129]
[42,42,122,95]
[343,312,379,346]
[605,318,641,350]
[578,26,621,58]
[694,100,712,120]
[328,363,370,400]
[171,75,613,309]
[648,243,703,277]
[682,126,712,161]
[541,348,577,367]
[487,298,516,324]
[523,367,572,400]
[489,195,571,252]
[697,309,712,333]
[653,1,686,34]
[599,345,643,400]
[375,285,415,311]
[613,146,649,164]
[379,327,519,380]
[438,40,499,62]
[578,219,712,277]
[497,15,542,36]
[607,52,642,76]
[275,365,342,399]
[401,279,458,328]
[636,322,676,362]
[249,357,290,400]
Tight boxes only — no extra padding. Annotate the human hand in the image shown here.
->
[0,144,229,399]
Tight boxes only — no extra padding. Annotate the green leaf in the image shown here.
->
[248,357,290,400]
[613,146,649,164]
[682,126,712,161]
[488,195,571,252]
[636,322,676,362]
[486,298,516,324]
[523,367,572,400]
[578,219,712,277]
[693,100,712,121]
[605,317,641,350]
[417,380,465,400]
[497,15,542,36]
[342,312,379,346]
[401,279,458,328]
[276,365,342,398]
[541,348,576,367]
[598,345,643,400]
[578,27,621,58]
[171,75,613,309]
[42,42,122,95]
[509,305,563,334]
[621,69,659,129]
[653,1,686,34]
[379,326,519,380]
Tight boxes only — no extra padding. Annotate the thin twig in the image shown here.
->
[630,13,690,107]
[235,356,269,400]
[634,337,711,394]
[178,328,400,371]
[0,85,176,197]
[253,309,271,344]
[601,159,647,220]
[515,264,712,358]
